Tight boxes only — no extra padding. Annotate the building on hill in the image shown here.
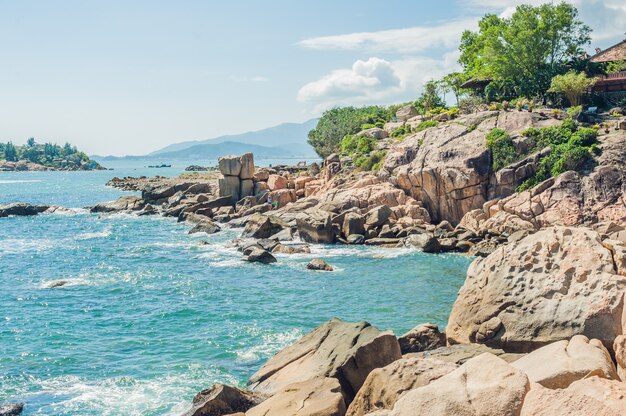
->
[590,39,626,94]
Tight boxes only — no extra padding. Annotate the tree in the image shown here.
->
[27,137,36,147]
[459,2,591,97]
[441,72,469,104]
[414,80,446,114]
[4,142,18,161]
[548,71,597,106]
[307,106,390,158]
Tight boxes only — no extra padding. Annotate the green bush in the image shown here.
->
[486,129,517,171]
[414,120,439,133]
[361,123,376,130]
[391,124,411,139]
[355,150,387,172]
[340,135,375,156]
[516,121,598,192]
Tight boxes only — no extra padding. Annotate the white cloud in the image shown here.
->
[297,18,478,54]
[297,56,460,113]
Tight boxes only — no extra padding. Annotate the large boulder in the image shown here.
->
[520,382,620,416]
[511,335,618,389]
[218,176,240,204]
[296,212,336,244]
[246,378,346,416]
[397,323,445,354]
[358,127,388,140]
[567,376,626,414]
[244,248,277,264]
[0,403,23,416]
[388,353,529,416]
[241,214,288,239]
[182,384,265,416]
[267,175,288,191]
[615,335,626,381]
[346,357,457,416]
[342,212,365,237]
[446,227,626,352]
[247,318,402,400]
[239,153,254,180]
[395,105,418,122]
[218,155,242,176]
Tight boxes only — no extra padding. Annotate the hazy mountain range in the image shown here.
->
[93,119,319,161]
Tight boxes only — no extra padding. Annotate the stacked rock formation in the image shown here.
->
[218,153,255,204]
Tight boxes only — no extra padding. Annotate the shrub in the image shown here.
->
[361,123,376,130]
[486,129,517,171]
[548,71,597,107]
[566,105,582,120]
[356,151,387,172]
[414,120,439,133]
[391,124,411,139]
[341,135,375,156]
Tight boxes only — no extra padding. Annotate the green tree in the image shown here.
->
[307,106,390,158]
[4,142,18,161]
[548,71,597,106]
[441,72,469,104]
[414,80,446,114]
[459,2,591,97]
[27,137,36,147]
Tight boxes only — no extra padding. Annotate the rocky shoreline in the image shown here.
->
[0,160,107,171]
[3,108,626,415]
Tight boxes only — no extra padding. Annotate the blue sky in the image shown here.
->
[1,0,624,155]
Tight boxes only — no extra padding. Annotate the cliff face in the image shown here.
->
[385,110,560,224]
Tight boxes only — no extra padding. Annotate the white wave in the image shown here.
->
[75,228,112,240]
[0,238,59,255]
[18,368,240,416]
[0,179,43,184]
[235,327,302,363]
[39,277,90,289]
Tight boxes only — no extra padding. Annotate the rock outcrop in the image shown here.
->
[511,335,618,388]
[397,323,445,354]
[182,384,265,416]
[346,357,457,416]
[387,353,529,416]
[447,227,626,352]
[247,318,401,400]
[0,202,49,217]
[218,153,255,204]
[246,378,346,416]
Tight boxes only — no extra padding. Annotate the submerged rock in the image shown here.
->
[244,248,277,264]
[307,258,334,271]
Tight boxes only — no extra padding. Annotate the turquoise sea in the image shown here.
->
[0,160,473,415]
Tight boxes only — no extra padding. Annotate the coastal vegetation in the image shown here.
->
[0,138,102,170]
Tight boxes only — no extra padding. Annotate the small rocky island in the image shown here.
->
[0,138,105,171]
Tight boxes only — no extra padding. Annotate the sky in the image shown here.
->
[0,0,624,156]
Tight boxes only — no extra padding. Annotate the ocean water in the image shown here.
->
[0,161,473,415]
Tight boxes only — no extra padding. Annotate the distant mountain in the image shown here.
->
[149,118,319,157]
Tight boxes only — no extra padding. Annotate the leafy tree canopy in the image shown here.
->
[459,2,591,98]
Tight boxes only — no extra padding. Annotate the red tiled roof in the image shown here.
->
[590,39,626,63]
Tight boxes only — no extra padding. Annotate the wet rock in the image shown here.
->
[247,318,401,400]
[182,384,265,416]
[188,219,221,235]
[364,238,401,247]
[307,259,334,271]
[398,323,445,354]
[0,202,49,217]
[244,248,277,264]
[242,214,288,239]
[296,212,335,244]
[346,357,457,416]
[0,403,23,416]
[246,378,346,416]
[90,196,145,213]
[405,234,440,253]
[272,244,310,254]
[45,280,69,288]
[347,234,365,245]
